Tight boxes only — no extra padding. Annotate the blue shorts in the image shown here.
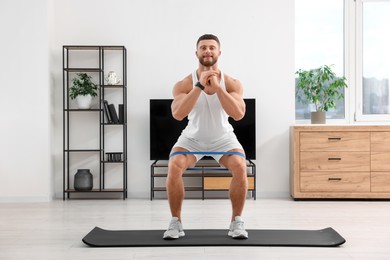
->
[171,132,244,162]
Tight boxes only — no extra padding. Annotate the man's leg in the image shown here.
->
[219,149,248,239]
[219,149,248,220]
[164,148,196,239]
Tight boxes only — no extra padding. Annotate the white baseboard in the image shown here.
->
[0,196,52,203]
[52,191,291,200]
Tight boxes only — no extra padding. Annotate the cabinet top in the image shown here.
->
[292,125,390,131]
[63,45,126,50]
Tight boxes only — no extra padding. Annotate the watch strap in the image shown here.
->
[195,81,205,91]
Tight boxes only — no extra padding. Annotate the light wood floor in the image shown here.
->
[1,198,389,259]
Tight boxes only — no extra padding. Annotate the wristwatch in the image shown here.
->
[195,81,205,91]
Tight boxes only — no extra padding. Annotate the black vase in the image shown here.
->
[74,169,93,191]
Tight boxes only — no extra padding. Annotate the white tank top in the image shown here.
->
[181,70,234,143]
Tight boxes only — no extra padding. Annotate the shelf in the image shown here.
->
[152,173,202,177]
[64,68,102,72]
[203,173,254,177]
[102,161,125,164]
[153,187,255,193]
[63,45,126,51]
[152,173,254,178]
[102,85,125,88]
[65,109,101,112]
[65,189,125,193]
[187,167,228,171]
[64,149,101,152]
[153,187,203,192]
[102,123,125,126]
[152,159,255,167]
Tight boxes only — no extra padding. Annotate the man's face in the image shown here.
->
[196,40,221,67]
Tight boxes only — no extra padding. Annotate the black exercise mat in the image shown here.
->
[82,227,345,247]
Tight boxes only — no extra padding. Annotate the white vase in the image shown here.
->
[76,94,92,109]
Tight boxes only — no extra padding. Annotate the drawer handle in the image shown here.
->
[328,137,341,141]
[328,157,341,161]
[328,177,342,181]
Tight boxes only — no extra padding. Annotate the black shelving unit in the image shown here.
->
[63,45,127,200]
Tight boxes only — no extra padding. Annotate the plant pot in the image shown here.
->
[311,111,326,124]
[74,169,93,191]
[76,94,92,109]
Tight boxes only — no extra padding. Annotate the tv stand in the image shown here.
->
[150,159,256,200]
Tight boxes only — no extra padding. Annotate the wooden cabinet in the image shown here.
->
[290,125,390,199]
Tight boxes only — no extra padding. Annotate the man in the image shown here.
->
[163,34,248,240]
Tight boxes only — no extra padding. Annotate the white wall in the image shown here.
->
[1,0,294,201]
[0,0,51,202]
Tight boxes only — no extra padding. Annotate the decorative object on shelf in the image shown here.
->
[76,95,92,109]
[106,152,123,162]
[69,73,98,109]
[74,169,93,191]
[105,71,120,85]
[295,65,348,124]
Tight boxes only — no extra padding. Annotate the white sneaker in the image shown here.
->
[228,216,248,239]
[163,217,185,240]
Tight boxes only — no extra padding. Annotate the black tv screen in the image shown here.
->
[150,99,256,160]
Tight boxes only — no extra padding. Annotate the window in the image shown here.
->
[296,0,390,123]
[295,0,345,120]
[356,0,390,120]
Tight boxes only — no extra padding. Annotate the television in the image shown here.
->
[150,99,256,160]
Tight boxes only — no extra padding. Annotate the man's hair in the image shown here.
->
[196,34,220,48]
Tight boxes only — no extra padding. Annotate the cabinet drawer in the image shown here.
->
[300,152,370,171]
[371,132,390,152]
[371,152,390,171]
[204,177,254,190]
[371,172,390,192]
[300,172,370,192]
[300,132,370,151]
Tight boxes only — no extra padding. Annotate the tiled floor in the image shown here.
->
[1,198,389,259]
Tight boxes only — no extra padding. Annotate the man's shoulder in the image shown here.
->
[223,73,241,87]
[175,74,193,87]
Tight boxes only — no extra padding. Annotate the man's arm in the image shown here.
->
[171,75,202,121]
[210,74,246,121]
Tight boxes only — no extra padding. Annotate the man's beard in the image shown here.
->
[198,56,218,67]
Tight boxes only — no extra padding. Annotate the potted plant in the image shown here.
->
[295,65,348,124]
[69,73,98,109]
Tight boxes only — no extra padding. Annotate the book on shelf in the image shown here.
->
[108,104,119,124]
[103,100,112,123]
[118,104,124,124]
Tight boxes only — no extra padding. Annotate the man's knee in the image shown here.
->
[168,156,188,177]
[227,156,246,174]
